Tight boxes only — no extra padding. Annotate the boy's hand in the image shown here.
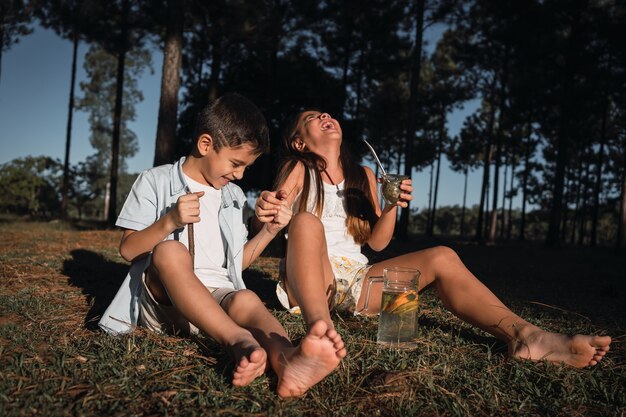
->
[255,190,292,234]
[171,191,204,228]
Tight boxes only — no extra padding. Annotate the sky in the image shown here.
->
[0,25,516,211]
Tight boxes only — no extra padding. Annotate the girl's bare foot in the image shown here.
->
[229,338,268,387]
[511,330,611,368]
[276,320,347,398]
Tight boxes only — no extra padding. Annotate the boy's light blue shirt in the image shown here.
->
[98,156,249,335]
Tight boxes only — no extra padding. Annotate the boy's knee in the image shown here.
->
[152,240,189,266]
[227,289,262,309]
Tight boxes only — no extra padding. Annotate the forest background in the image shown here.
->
[1,2,626,415]
[1,0,625,249]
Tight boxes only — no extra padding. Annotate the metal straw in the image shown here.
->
[362,139,387,177]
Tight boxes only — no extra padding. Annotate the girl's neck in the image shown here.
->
[317,145,341,168]
[319,152,343,185]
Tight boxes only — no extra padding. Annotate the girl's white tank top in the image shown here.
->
[292,176,369,264]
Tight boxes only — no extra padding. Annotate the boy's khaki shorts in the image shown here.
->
[138,273,236,336]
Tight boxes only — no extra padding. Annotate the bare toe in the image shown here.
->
[231,344,267,387]
[276,320,344,398]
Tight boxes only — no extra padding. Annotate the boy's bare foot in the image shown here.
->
[276,320,347,398]
[511,330,611,368]
[230,338,268,387]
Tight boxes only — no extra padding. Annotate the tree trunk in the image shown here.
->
[340,34,352,116]
[266,0,283,106]
[488,61,508,243]
[262,3,285,191]
[353,47,365,120]
[428,113,444,237]
[590,100,608,247]
[500,150,509,238]
[546,105,569,247]
[570,163,584,244]
[578,158,591,246]
[207,6,223,103]
[207,39,222,102]
[61,30,79,219]
[545,4,585,246]
[460,166,468,237]
[103,181,110,221]
[476,109,496,241]
[427,160,434,234]
[430,153,441,236]
[617,145,626,249]
[107,0,129,227]
[561,169,571,242]
[483,177,490,238]
[519,126,532,240]
[153,0,183,167]
[398,0,425,239]
[194,19,205,90]
[476,144,491,242]
[0,16,4,84]
[476,73,499,242]
[506,149,516,239]
[487,132,501,242]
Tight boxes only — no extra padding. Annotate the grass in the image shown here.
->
[0,219,624,416]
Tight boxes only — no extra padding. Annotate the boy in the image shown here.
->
[99,93,346,397]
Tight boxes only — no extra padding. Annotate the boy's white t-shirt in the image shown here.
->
[178,174,234,289]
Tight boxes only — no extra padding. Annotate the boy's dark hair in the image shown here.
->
[193,93,270,155]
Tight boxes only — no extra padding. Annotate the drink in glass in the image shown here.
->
[381,174,409,204]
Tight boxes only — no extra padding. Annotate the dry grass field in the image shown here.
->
[1,219,624,416]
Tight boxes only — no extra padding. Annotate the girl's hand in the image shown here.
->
[265,190,292,235]
[171,191,204,228]
[396,179,413,208]
[378,178,413,210]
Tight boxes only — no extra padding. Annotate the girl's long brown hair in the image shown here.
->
[273,110,377,245]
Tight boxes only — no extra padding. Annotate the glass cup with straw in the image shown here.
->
[363,139,408,204]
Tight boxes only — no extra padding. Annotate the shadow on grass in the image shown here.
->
[243,269,282,310]
[336,310,507,357]
[63,249,128,330]
[61,249,280,327]
[69,219,111,231]
[417,314,508,354]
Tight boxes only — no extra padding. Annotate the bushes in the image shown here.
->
[0,156,62,217]
[0,156,137,220]
[408,204,619,246]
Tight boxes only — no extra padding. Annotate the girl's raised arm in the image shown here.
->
[363,166,413,251]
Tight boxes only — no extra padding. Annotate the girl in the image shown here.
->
[255,109,611,368]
